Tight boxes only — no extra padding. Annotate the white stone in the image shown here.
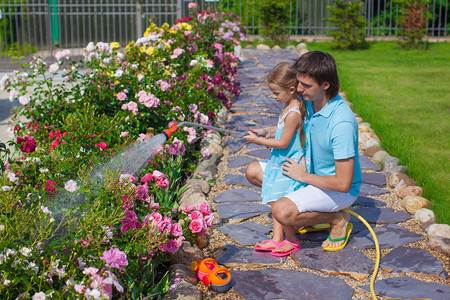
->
[361,138,381,151]
[256,44,271,50]
[372,150,389,164]
[296,42,307,50]
[403,195,431,215]
[272,45,281,50]
[414,208,436,229]
[428,224,450,238]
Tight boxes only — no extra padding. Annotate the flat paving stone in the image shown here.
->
[359,183,390,196]
[254,115,278,126]
[297,222,368,242]
[216,202,270,219]
[228,155,256,168]
[352,195,387,207]
[292,244,374,281]
[224,138,247,153]
[240,221,272,235]
[348,224,424,249]
[381,246,449,279]
[246,143,266,149]
[222,174,261,191]
[359,276,450,300]
[213,188,261,203]
[215,244,280,267]
[217,222,271,246]
[231,268,354,300]
[350,207,411,224]
[362,172,386,187]
[246,148,271,159]
[359,155,381,171]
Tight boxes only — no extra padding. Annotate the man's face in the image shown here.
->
[296,74,328,102]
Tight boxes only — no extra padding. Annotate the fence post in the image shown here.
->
[136,3,142,39]
[48,0,60,47]
[176,0,182,20]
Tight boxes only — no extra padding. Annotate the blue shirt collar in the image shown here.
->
[313,94,343,118]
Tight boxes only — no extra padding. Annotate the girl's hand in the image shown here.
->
[250,128,268,137]
[243,131,259,143]
[282,157,308,182]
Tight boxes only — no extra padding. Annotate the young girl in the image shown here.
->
[243,62,307,256]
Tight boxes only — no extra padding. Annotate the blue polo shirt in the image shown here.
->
[304,94,362,197]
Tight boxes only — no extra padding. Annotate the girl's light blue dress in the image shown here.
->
[261,107,308,204]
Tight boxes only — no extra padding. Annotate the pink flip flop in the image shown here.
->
[271,239,301,257]
[254,239,282,251]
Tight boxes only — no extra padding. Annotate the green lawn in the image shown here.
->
[307,41,450,224]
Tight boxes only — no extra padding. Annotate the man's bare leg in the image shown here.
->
[245,161,263,187]
[272,197,351,249]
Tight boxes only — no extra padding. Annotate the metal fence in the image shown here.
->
[0,0,448,69]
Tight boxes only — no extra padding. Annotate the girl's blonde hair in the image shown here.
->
[267,62,307,147]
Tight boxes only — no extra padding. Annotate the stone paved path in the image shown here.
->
[204,49,450,300]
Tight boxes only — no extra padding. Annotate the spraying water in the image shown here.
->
[48,122,241,224]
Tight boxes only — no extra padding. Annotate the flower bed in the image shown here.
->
[0,5,245,299]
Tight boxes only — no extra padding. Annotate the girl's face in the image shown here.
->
[268,82,296,105]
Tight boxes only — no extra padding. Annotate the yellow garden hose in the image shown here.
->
[342,208,380,300]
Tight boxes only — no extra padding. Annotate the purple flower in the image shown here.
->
[100,248,128,271]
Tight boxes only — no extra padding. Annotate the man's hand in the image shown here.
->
[282,157,308,182]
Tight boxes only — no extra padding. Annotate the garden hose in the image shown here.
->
[342,208,380,300]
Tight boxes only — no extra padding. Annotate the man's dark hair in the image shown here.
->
[293,51,340,100]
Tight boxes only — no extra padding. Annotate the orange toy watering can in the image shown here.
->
[191,258,232,293]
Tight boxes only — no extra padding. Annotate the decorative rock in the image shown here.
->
[372,150,389,165]
[364,146,384,157]
[296,42,307,50]
[256,44,271,50]
[395,185,423,198]
[185,179,211,195]
[414,208,436,230]
[178,192,207,210]
[297,48,308,56]
[272,45,281,49]
[231,268,354,300]
[401,195,431,215]
[428,224,450,240]
[388,172,409,188]
[168,264,199,285]
[381,246,448,279]
[223,174,261,191]
[359,276,450,300]
[194,153,221,176]
[362,172,386,187]
[427,224,450,257]
[215,244,280,267]
[356,116,363,124]
[216,202,270,219]
[361,138,381,150]
[359,132,379,144]
[359,183,389,196]
[381,156,409,177]
[359,124,372,133]
[213,188,261,203]
[359,155,381,171]
[228,155,256,168]
[348,224,423,249]
[286,45,296,49]
[162,280,201,300]
[170,241,205,266]
[394,177,417,191]
[351,207,410,224]
[292,244,374,281]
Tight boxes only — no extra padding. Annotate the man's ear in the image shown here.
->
[322,81,330,91]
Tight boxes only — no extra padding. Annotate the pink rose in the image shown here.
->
[127,101,137,110]
[182,206,195,214]
[141,173,153,183]
[152,170,165,180]
[116,92,127,101]
[198,202,212,215]
[189,218,204,233]
[204,213,215,227]
[188,2,197,8]
[156,178,169,190]
[165,239,180,253]
[120,131,129,137]
[100,248,128,271]
[189,210,203,221]
[171,222,183,237]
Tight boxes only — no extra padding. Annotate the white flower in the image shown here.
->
[1,186,12,191]
[0,225,4,230]
[189,59,199,66]
[19,95,30,105]
[3,279,11,286]
[85,42,95,52]
[49,63,59,73]
[39,168,49,173]
[9,88,19,102]
[201,148,210,159]
[84,288,101,299]
[6,171,19,185]
[32,292,47,300]
[64,180,77,193]
[19,247,32,257]
[40,206,52,215]
[114,70,123,77]
[50,218,55,223]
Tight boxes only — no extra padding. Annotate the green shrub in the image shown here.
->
[256,0,290,44]
[326,0,368,50]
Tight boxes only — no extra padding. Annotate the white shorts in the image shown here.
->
[284,185,357,214]
[259,160,268,172]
